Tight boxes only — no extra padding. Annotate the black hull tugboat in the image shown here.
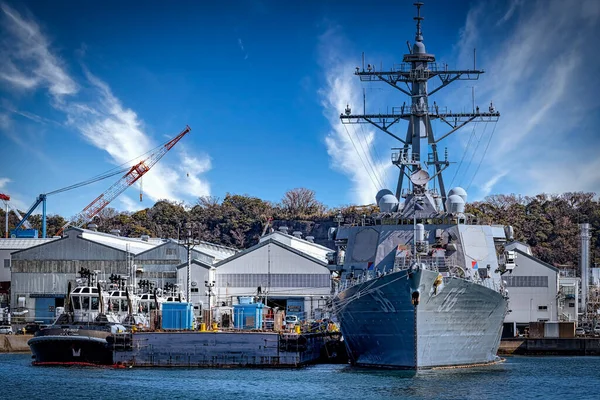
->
[28,273,130,367]
[28,324,120,366]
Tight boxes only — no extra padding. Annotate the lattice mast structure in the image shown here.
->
[340,2,499,209]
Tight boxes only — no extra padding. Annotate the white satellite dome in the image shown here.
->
[446,194,465,214]
[375,189,394,205]
[448,187,467,203]
[378,194,399,213]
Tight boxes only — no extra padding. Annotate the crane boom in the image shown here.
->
[61,125,191,232]
[8,204,33,229]
[1,193,33,230]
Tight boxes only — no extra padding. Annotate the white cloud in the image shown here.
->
[63,70,212,203]
[119,195,142,213]
[0,112,10,130]
[497,0,522,26]
[237,38,248,60]
[0,177,10,190]
[0,3,212,211]
[444,0,600,198]
[318,25,392,205]
[177,150,212,198]
[0,2,78,97]
[0,179,29,211]
[479,171,508,198]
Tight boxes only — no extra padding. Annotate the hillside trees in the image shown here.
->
[1,189,598,268]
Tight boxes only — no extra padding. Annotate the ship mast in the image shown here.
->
[340,2,499,213]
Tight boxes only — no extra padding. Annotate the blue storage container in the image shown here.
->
[237,296,253,305]
[233,302,264,330]
[161,302,194,330]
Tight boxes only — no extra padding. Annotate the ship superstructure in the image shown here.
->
[327,2,517,369]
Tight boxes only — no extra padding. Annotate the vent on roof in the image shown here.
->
[306,236,315,243]
[88,223,98,232]
[140,235,150,242]
[292,231,302,239]
[279,226,289,234]
[110,229,121,236]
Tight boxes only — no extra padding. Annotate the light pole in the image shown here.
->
[205,279,215,327]
[185,222,192,303]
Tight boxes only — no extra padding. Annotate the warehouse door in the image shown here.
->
[35,298,55,324]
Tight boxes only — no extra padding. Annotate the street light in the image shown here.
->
[183,221,200,304]
[205,279,215,327]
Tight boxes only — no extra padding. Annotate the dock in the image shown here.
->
[499,338,600,356]
[0,334,32,353]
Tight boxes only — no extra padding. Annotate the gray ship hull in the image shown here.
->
[334,268,507,369]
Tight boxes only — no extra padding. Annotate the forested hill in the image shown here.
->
[2,189,598,269]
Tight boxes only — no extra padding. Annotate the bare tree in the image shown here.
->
[281,188,326,219]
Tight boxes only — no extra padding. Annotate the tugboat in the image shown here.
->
[327,3,517,369]
[28,269,129,366]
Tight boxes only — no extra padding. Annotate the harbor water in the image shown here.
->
[2,354,600,399]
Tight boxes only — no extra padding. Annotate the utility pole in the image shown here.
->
[1,193,10,238]
[266,243,270,306]
[186,222,193,303]
[204,278,215,327]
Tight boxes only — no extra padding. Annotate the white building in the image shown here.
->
[557,275,580,322]
[0,238,58,307]
[9,227,235,322]
[504,244,559,329]
[212,230,333,321]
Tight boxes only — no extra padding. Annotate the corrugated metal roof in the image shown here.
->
[215,238,328,268]
[192,240,238,261]
[0,238,58,250]
[79,229,159,255]
[258,231,332,262]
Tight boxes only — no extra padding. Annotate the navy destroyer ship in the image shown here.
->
[327,3,517,369]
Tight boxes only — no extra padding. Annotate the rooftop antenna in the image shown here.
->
[340,1,499,210]
[414,2,424,42]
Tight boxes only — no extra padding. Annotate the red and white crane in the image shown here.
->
[57,125,191,235]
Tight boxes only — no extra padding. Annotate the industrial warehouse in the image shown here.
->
[1,225,333,325]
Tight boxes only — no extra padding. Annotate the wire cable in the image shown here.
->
[353,124,385,190]
[342,123,381,192]
[361,123,389,187]
[466,121,498,191]
[459,122,488,187]
[45,132,179,196]
[449,122,478,188]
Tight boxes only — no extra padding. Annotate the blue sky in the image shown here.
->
[1,0,599,220]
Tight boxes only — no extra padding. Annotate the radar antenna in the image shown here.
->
[340,2,499,211]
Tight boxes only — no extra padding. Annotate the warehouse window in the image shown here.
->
[217,273,330,288]
[504,276,548,288]
[538,305,548,311]
[166,248,176,256]
[3,259,9,268]
[191,288,199,293]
